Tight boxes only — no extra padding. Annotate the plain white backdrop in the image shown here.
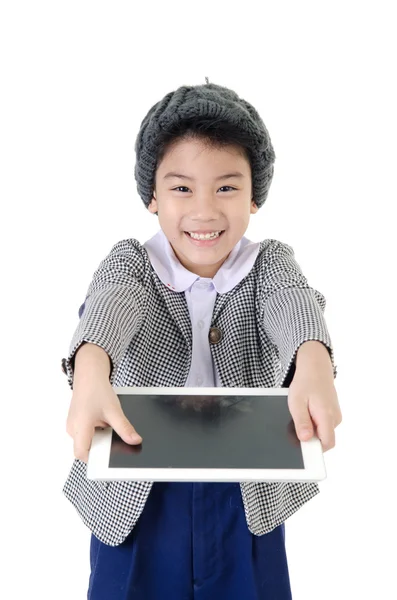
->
[1,1,396,598]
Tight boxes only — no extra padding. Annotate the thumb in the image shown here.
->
[290,403,314,441]
[105,405,143,445]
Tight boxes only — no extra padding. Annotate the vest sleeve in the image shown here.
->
[260,240,337,387]
[61,239,148,391]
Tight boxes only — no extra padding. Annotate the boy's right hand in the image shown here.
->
[66,379,142,463]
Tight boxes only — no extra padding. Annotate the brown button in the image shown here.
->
[61,358,67,375]
[209,327,223,344]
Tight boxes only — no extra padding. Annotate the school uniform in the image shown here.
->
[61,229,337,598]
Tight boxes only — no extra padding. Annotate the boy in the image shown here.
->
[62,80,342,599]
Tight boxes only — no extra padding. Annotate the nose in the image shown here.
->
[190,192,220,219]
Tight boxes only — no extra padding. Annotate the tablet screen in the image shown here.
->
[108,393,304,470]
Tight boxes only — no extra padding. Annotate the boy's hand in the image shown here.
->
[66,379,142,463]
[288,342,342,452]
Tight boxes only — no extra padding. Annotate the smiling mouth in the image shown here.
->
[184,230,225,239]
[183,231,226,246]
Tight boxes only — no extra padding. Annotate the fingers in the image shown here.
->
[289,403,315,442]
[288,385,342,452]
[73,421,95,463]
[335,407,343,427]
[315,410,337,452]
[104,404,142,445]
[66,389,142,463]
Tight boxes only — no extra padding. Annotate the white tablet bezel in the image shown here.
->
[87,387,326,482]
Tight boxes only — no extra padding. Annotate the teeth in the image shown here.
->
[188,231,222,240]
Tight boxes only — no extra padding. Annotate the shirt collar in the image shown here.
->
[143,229,260,294]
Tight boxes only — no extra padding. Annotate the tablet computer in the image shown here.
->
[87,387,326,482]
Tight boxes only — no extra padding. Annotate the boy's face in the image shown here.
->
[148,137,258,278]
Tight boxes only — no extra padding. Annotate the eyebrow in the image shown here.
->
[163,171,245,181]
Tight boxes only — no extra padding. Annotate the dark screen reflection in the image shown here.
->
[108,393,304,470]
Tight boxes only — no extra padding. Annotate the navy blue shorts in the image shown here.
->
[88,482,292,599]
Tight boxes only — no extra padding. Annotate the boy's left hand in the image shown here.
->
[288,345,342,452]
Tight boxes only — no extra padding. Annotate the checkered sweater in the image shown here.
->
[62,236,337,546]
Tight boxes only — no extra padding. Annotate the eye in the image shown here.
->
[172,186,190,193]
[171,186,237,193]
[219,186,237,192]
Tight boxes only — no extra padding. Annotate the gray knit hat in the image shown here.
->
[134,78,275,210]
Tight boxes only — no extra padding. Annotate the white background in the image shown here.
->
[1,1,396,598]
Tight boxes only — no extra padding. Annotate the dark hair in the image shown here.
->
[153,117,254,200]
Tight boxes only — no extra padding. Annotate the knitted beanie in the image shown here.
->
[134,78,275,210]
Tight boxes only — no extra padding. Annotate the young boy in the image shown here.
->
[62,80,342,599]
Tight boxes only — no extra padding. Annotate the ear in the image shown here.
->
[250,199,259,214]
[148,193,158,214]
